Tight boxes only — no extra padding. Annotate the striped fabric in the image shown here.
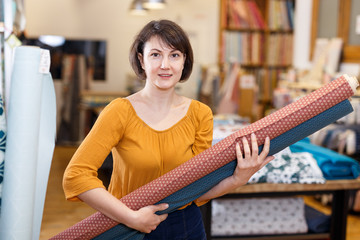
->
[0,95,6,213]
[51,75,358,240]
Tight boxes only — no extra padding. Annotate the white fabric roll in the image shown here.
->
[0,46,56,240]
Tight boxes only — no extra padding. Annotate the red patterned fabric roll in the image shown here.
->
[51,75,358,239]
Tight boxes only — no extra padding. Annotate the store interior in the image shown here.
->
[1,0,360,239]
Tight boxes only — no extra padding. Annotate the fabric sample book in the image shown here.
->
[52,74,358,240]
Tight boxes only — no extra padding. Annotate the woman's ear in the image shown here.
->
[138,53,144,70]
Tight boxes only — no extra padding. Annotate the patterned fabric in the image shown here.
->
[0,95,6,212]
[249,147,326,184]
[119,75,354,209]
[211,197,308,236]
[96,98,352,239]
[51,75,357,239]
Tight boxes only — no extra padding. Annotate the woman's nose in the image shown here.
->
[161,57,170,69]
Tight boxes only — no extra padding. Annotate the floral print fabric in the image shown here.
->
[249,147,326,184]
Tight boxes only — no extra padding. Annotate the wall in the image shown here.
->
[24,0,220,99]
[24,0,314,97]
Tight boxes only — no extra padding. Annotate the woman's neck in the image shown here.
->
[127,87,190,131]
[139,85,181,110]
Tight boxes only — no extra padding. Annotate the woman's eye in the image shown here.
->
[171,53,181,58]
[151,53,160,57]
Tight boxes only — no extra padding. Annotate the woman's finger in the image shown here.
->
[153,203,169,212]
[158,213,168,222]
[259,155,275,169]
[259,136,271,159]
[242,137,251,159]
[251,133,258,157]
[235,142,243,162]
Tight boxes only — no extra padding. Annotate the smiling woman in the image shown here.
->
[129,20,193,83]
[58,19,272,240]
[138,36,186,91]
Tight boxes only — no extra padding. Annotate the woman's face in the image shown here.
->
[139,36,185,90]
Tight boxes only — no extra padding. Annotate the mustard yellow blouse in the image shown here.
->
[63,98,213,207]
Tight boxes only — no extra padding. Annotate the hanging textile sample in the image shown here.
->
[0,1,5,212]
[0,46,57,240]
[0,94,5,213]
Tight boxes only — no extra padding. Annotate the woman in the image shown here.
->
[63,19,274,239]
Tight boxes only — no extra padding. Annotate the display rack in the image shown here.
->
[218,0,295,120]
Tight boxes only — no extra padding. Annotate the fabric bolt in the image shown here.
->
[356,129,360,152]
[0,46,57,240]
[305,205,331,233]
[290,138,360,179]
[51,75,358,240]
[120,74,356,209]
[0,94,6,212]
[95,98,353,240]
[55,100,353,240]
[211,197,308,236]
[309,124,360,155]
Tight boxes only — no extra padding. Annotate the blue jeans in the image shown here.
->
[143,204,207,240]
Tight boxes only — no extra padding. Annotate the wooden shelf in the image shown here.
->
[218,0,295,120]
[230,179,360,194]
[203,179,360,240]
[224,27,265,32]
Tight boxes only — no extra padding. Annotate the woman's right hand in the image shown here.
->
[78,188,169,234]
[126,203,169,233]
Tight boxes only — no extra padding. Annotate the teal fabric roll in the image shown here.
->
[0,46,57,240]
[95,99,353,240]
[290,138,360,179]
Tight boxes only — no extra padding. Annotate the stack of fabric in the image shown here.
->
[290,138,360,180]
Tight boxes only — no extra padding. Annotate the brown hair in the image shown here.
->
[129,19,194,82]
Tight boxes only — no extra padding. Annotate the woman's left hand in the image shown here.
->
[197,133,275,203]
[231,133,274,186]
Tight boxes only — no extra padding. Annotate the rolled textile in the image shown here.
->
[95,99,354,240]
[290,138,360,179]
[51,74,358,239]
[305,205,331,233]
[0,95,6,211]
[0,46,57,240]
